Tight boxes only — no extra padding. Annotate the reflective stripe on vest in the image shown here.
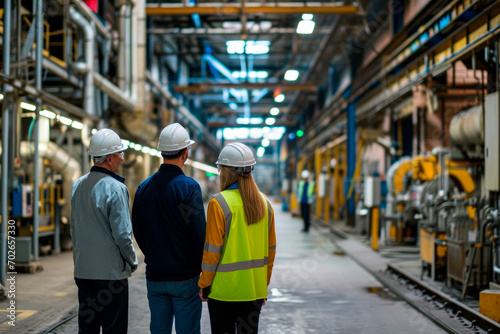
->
[208,190,270,301]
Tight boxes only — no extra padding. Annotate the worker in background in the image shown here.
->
[70,128,138,334]
[199,143,276,334]
[298,170,315,233]
[132,123,206,334]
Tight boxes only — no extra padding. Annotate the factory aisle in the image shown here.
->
[7,205,446,333]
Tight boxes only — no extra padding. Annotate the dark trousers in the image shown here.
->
[300,202,310,231]
[75,278,129,334]
[208,299,264,334]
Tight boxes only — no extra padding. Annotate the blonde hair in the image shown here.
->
[219,166,266,225]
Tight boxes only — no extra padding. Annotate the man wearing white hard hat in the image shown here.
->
[71,128,138,333]
[297,169,315,232]
[132,123,206,334]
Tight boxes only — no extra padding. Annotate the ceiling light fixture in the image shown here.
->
[20,102,37,111]
[274,94,285,103]
[40,109,56,119]
[297,14,315,34]
[284,69,299,81]
[71,121,84,130]
[270,107,280,116]
[59,116,73,126]
[257,147,265,157]
[262,139,270,147]
[265,117,276,126]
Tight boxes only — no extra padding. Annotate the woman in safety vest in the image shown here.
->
[199,142,277,333]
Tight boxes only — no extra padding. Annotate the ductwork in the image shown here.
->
[20,141,82,219]
[449,105,483,146]
[69,6,95,117]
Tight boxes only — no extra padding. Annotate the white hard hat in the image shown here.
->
[216,143,256,168]
[301,170,310,179]
[88,129,125,157]
[157,123,195,152]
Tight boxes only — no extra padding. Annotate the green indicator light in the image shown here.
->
[296,130,304,137]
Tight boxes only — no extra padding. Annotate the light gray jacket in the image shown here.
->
[70,167,138,280]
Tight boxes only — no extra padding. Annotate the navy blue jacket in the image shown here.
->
[132,164,206,281]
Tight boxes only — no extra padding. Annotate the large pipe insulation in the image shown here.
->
[449,105,483,145]
[20,141,82,219]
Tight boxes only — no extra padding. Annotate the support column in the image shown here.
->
[346,102,356,225]
[1,0,13,286]
[32,0,44,261]
[324,149,331,224]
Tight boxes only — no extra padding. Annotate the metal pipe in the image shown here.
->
[69,7,95,116]
[42,58,81,87]
[93,73,136,110]
[1,0,12,286]
[71,0,111,40]
[131,1,139,101]
[135,0,146,108]
[32,0,44,261]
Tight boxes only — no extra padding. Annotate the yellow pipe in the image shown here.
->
[371,207,379,251]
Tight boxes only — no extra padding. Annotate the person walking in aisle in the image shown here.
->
[199,142,276,334]
[297,169,315,233]
[132,123,206,334]
[71,128,138,334]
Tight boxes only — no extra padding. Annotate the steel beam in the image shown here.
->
[174,83,318,92]
[146,4,361,16]
[147,27,331,35]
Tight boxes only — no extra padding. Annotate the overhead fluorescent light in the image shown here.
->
[142,147,151,154]
[134,144,143,151]
[297,20,315,34]
[229,102,238,110]
[236,117,263,125]
[71,121,84,130]
[274,94,285,103]
[91,128,97,135]
[222,21,272,32]
[257,147,265,157]
[122,140,130,148]
[129,142,136,148]
[20,102,37,111]
[149,149,158,156]
[270,107,280,116]
[59,116,73,126]
[262,139,270,147]
[302,14,314,20]
[226,40,271,55]
[284,69,299,81]
[40,109,56,119]
[265,117,276,126]
[232,71,269,80]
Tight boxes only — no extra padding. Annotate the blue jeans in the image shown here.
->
[146,276,202,334]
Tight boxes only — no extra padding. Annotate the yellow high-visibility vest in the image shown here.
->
[208,189,271,301]
[298,180,315,204]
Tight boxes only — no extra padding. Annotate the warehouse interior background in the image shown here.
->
[3,0,500,329]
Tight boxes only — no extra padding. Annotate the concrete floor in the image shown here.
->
[0,206,446,333]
